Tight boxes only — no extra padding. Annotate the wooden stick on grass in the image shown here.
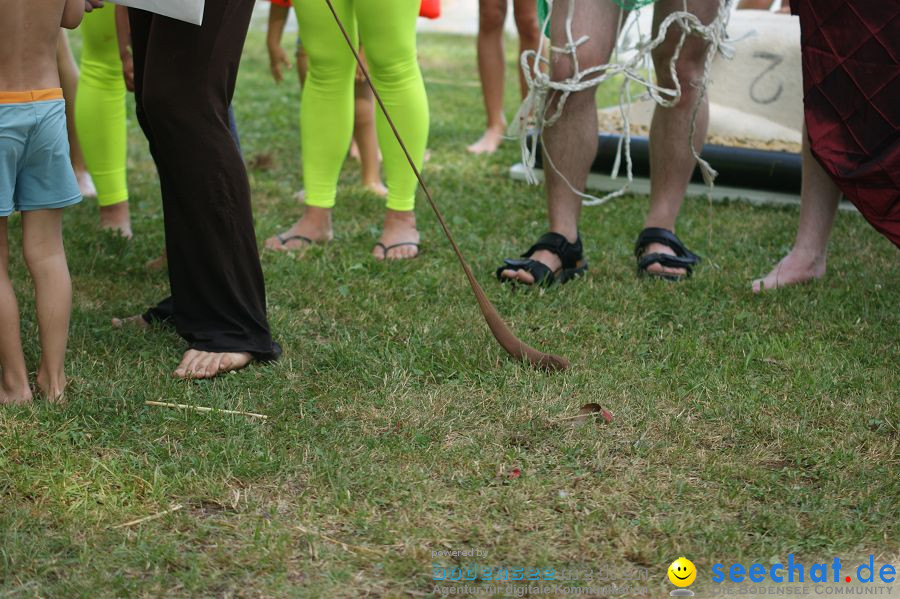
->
[144,401,268,420]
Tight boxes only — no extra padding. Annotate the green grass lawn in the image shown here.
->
[1,26,898,598]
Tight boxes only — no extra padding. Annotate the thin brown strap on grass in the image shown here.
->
[322,0,568,372]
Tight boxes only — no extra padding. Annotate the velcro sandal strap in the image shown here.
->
[634,227,700,264]
[498,258,553,285]
[523,232,584,269]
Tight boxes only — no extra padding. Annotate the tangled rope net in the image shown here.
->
[511,0,736,206]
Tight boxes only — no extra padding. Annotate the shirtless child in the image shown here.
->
[0,0,85,404]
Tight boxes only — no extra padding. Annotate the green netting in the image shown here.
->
[538,0,659,37]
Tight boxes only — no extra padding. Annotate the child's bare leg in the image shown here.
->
[468,0,508,154]
[22,210,71,402]
[353,80,386,196]
[58,31,96,198]
[0,218,32,405]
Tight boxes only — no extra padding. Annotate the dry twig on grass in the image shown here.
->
[145,401,267,420]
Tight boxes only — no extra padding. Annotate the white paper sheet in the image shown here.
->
[106,0,205,25]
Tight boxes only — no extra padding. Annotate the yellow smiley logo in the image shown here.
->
[668,557,697,587]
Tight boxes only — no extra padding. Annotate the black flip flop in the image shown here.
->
[496,232,588,287]
[634,227,700,282]
[272,233,313,250]
[374,241,420,260]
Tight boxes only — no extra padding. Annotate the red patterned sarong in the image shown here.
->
[793,0,900,248]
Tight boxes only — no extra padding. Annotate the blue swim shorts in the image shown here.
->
[0,89,82,217]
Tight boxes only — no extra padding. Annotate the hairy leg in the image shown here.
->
[0,218,32,405]
[22,210,71,402]
[642,0,719,277]
[752,128,841,292]
[468,0,508,154]
[501,0,623,284]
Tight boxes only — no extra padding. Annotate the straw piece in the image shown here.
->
[112,504,183,529]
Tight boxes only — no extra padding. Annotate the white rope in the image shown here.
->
[510,0,735,206]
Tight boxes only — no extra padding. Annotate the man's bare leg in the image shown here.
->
[641,0,719,277]
[22,210,71,403]
[500,0,623,284]
[0,218,32,405]
[752,128,841,292]
[469,0,509,154]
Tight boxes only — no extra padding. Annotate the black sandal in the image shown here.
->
[496,232,588,286]
[634,227,700,282]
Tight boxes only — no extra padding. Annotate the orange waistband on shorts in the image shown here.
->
[0,88,64,104]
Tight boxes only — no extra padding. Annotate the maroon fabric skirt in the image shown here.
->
[793,0,900,248]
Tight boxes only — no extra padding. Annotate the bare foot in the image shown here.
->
[363,181,388,197]
[349,139,361,161]
[36,369,66,404]
[265,205,333,252]
[0,376,33,405]
[174,349,253,379]
[76,170,97,198]
[112,314,149,329]
[499,249,562,285]
[639,242,688,279]
[146,252,167,271]
[373,209,419,260]
[752,249,826,293]
[99,202,133,239]
[467,126,505,155]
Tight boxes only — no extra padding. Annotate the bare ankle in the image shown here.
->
[1,371,32,404]
[384,208,416,225]
[36,367,66,403]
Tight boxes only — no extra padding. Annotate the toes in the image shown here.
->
[176,349,216,379]
[499,268,535,285]
[264,235,286,251]
[175,349,201,378]
[386,246,418,260]
[184,352,211,379]
[516,270,536,285]
[203,354,224,378]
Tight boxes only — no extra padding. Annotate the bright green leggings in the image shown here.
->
[75,9,128,206]
[294,0,428,212]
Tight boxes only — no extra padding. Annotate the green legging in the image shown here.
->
[75,8,128,207]
[294,0,428,212]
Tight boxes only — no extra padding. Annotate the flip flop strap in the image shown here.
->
[277,233,313,246]
[380,242,419,252]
